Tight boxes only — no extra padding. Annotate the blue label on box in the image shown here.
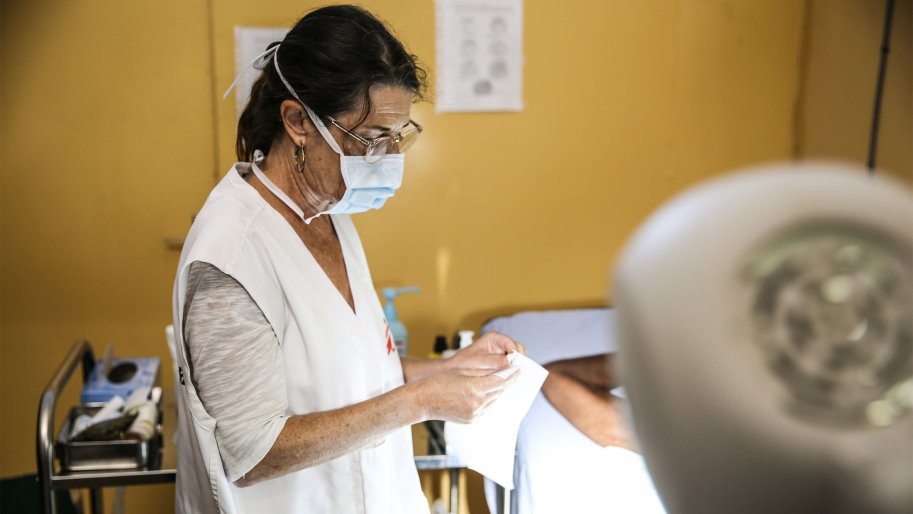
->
[80,358,160,404]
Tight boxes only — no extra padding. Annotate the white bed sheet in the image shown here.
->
[481,308,665,514]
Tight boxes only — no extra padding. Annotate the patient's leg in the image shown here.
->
[541,354,636,451]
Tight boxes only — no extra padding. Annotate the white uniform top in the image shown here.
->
[171,163,429,514]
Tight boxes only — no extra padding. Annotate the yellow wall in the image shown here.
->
[352,0,806,346]
[2,1,907,513]
[0,0,216,510]
[798,0,912,184]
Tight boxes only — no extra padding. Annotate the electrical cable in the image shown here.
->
[866,0,896,176]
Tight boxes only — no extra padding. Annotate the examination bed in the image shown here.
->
[480,308,666,514]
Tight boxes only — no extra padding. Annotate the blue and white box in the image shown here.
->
[80,358,161,404]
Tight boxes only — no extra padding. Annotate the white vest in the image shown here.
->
[171,164,429,514]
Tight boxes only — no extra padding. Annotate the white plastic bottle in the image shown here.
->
[442,329,474,359]
[458,330,474,349]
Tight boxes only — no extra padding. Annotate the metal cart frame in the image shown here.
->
[36,341,176,514]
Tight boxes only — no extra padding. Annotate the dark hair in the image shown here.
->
[236,5,427,161]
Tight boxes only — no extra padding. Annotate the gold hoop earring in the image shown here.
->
[294,144,307,173]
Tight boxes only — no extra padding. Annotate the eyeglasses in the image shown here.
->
[326,117,423,164]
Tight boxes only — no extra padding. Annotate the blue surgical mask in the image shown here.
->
[311,153,404,222]
[225,44,406,225]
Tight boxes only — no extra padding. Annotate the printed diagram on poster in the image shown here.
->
[435,0,524,112]
[231,27,289,118]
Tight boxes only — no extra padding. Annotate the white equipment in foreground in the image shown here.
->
[614,163,913,514]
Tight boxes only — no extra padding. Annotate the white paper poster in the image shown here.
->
[435,0,524,112]
[232,26,289,118]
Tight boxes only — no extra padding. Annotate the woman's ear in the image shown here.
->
[279,99,310,147]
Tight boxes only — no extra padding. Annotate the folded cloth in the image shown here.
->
[445,352,549,489]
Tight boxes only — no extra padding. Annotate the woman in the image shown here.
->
[171,5,523,513]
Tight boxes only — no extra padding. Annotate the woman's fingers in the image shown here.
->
[472,372,520,417]
[460,353,509,371]
[479,367,519,392]
[424,367,520,423]
[483,331,527,355]
[457,367,498,378]
[475,391,501,415]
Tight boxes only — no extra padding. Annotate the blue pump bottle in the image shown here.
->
[381,286,420,357]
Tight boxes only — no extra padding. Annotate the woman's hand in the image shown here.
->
[403,331,526,421]
[415,367,518,423]
[445,331,527,372]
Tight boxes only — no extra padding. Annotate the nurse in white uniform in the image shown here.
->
[171,5,523,513]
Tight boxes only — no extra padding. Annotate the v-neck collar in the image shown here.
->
[232,165,360,319]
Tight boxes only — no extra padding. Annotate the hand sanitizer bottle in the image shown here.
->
[381,286,420,357]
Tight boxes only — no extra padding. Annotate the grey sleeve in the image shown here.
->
[183,261,289,482]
